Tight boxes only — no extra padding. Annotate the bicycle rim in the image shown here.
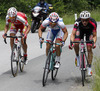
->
[19,46,24,72]
[51,59,58,80]
[42,52,51,86]
[81,53,85,86]
[11,44,18,77]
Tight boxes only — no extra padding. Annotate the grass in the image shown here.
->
[0,9,100,31]
[93,57,100,91]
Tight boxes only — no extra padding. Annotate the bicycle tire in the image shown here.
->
[19,46,24,72]
[42,51,51,86]
[81,53,85,86]
[11,44,18,77]
[51,58,58,80]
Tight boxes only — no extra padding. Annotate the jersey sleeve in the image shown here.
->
[57,19,66,30]
[41,18,49,28]
[17,15,28,26]
[6,15,9,25]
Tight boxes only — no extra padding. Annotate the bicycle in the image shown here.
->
[40,40,62,86]
[4,31,25,77]
[71,39,94,86]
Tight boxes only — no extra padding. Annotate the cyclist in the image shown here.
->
[2,7,31,64]
[38,12,68,68]
[69,11,97,76]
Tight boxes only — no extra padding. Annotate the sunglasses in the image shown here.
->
[9,16,16,19]
[81,19,89,22]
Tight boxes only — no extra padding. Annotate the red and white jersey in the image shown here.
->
[6,12,28,26]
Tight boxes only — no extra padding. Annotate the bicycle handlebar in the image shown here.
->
[71,40,94,44]
[4,36,25,44]
[40,41,61,49]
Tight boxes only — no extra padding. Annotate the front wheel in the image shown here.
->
[81,53,85,86]
[42,52,51,86]
[31,21,37,33]
[11,44,18,77]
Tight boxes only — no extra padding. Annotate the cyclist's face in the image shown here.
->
[50,22,57,28]
[9,16,16,22]
[81,19,89,26]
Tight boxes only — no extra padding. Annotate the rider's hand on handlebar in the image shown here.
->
[61,41,65,47]
[69,41,74,50]
[93,43,96,49]
[39,37,44,43]
[2,33,7,39]
[23,33,27,39]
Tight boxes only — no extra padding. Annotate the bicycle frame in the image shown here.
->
[41,41,62,70]
[4,31,25,76]
[72,39,93,86]
[79,40,87,69]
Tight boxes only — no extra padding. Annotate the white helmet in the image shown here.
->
[80,11,90,19]
[49,12,59,23]
[7,7,17,17]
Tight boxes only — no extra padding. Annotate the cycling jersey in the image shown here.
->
[6,12,28,34]
[41,17,66,41]
[73,17,97,45]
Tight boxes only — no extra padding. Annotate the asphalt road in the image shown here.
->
[0,22,100,91]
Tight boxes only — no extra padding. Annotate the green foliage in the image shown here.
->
[93,57,100,91]
[0,0,37,17]
[0,0,100,17]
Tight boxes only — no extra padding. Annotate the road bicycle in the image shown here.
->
[4,31,25,77]
[72,39,94,86]
[40,40,62,86]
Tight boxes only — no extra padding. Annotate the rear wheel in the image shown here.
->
[19,46,24,72]
[42,52,51,86]
[11,44,18,77]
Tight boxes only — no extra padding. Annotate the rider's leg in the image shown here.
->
[86,33,93,76]
[54,29,63,68]
[21,38,27,54]
[55,39,61,62]
[87,44,93,76]
[74,43,79,56]
[10,24,16,50]
[74,29,82,67]
[46,43,51,56]
[10,33,15,50]
[87,45,93,66]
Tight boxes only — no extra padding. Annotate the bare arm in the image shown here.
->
[38,26,45,38]
[70,29,76,42]
[25,24,31,35]
[93,32,97,43]
[62,27,68,42]
[4,24,9,34]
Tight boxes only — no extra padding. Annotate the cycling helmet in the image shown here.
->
[40,0,45,5]
[49,12,59,23]
[80,11,90,19]
[7,7,17,18]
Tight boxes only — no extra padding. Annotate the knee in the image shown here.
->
[10,38,14,43]
[55,45,60,49]
[46,45,50,50]
[87,47,92,53]
[74,43,79,47]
